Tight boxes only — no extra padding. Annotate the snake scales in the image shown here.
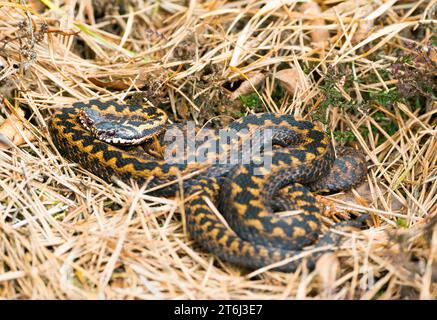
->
[48,99,367,272]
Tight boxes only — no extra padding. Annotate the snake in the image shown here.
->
[48,99,367,272]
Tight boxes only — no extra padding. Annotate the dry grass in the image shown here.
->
[0,0,436,299]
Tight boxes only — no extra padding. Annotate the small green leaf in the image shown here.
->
[396,218,408,228]
[239,93,260,109]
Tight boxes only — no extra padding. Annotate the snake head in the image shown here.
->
[78,106,159,145]
[78,108,141,145]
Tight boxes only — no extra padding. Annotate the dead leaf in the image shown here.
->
[274,68,307,95]
[88,77,146,91]
[429,46,437,63]
[324,0,369,16]
[230,72,266,100]
[299,2,329,47]
[315,252,340,298]
[332,181,405,212]
[352,5,375,45]
[28,0,46,12]
[353,19,374,45]
[0,108,35,149]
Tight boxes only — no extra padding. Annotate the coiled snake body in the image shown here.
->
[49,100,367,272]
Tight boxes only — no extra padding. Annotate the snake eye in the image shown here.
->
[85,118,94,127]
